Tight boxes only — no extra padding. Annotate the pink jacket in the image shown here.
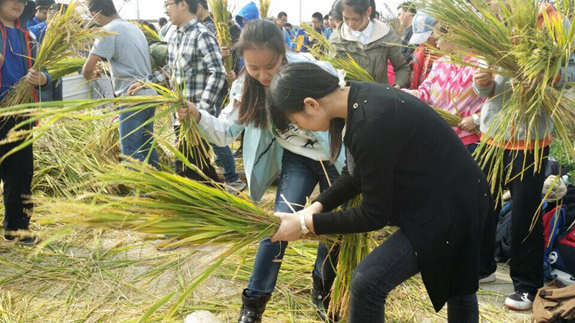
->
[403,56,484,145]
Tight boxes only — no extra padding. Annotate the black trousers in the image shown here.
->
[0,117,34,233]
[479,146,548,294]
[174,125,220,183]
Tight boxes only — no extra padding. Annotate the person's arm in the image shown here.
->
[196,32,226,114]
[82,53,101,81]
[314,167,360,213]
[271,119,405,241]
[387,32,411,88]
[402,61,437,103]
[313,121,403,234]
[176,97,245,146]
[472,68,495,98]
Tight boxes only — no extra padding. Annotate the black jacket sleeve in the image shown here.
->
[314,166,360,212]
[313,120,404,235]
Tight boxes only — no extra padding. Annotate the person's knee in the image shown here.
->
[350,269,386,301]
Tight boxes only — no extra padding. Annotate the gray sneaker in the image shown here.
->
[225,179,247,195]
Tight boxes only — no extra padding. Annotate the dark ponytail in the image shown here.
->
[269,63,344,163]
[234,19,286,129]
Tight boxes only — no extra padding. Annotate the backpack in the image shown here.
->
[533,280,575,323]
[148,41,168,72]
[544,206,566,281]
[494,201,513,262]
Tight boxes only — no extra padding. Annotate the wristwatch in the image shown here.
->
[300,214,309,235]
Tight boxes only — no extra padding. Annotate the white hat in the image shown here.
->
[409,12,436,45]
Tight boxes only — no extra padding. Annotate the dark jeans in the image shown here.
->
[245,150,341,298]
[174,125,220,183]
[349,229,479,323]
[119,106,159,169]
[0,118,33,233]
[479,146,548,294]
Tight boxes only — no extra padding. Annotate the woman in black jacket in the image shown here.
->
[268,62,492,322]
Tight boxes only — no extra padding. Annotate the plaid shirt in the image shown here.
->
[146,18,225,114]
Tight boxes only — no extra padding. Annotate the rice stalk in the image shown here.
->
[327,196,374,320]
[209,0,233,86]
[33,160,281,247]
[46,57,85,79]
[259,0,271,18]
[0,1,112,108]
[133,21,162,43]
[302,23,376,83]
[0,78,209,167]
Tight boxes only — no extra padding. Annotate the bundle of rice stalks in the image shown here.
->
[209,0,233,85]
[46,57,85,79]
[328,196,374,320]
[423,0,575,196]
[259,0,271,18]
[32,117,124,198]
[0,0,111,108]
[0,80,208,167]
[34,161,281,247]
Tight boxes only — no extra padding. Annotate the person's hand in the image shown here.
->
[394,84,401,89]
[271,202,323,242]
[226,70,237,81]
[26,69,47,86]
[128,82,144,96]
[458,116,477,132]
[176,101,201,122]
[473,69,493,87]
[221,47,232,58]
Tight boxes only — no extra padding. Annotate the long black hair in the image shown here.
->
[234,19,286,129]
[269,63,344,163]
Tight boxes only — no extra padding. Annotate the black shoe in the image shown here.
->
[312,274,338,322]
[504,291,535,311]
[234,148,243,158]
[238,291,271,323]
[4,232,38,246]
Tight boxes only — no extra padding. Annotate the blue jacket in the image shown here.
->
[26,16,42,29]
[0,19,53,106]
[235,1,259,28]
[197,52,346,202]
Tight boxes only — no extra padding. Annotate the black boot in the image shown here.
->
[238,291,271,323]
[312,274,338,322]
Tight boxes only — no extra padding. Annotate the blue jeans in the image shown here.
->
[212,99,239,183]
[118,106,159,169]
[245,150,341,299]
[349,229,479,322]
[211,144,239,183]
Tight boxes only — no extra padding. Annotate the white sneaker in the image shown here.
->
[225,179,247,195]
[479,272,496,284]
[504,292,534,311]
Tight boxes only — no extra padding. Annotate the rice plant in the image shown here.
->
[46,57,85,79]
[133,21,162,42]
[259,0,271,18]
[209,0,234,85]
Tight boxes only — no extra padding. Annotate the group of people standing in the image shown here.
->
[1,0,574,322]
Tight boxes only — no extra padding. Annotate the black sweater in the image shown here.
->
[313,82,491,312]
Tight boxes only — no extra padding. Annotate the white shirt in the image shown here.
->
[350,21,374,45]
